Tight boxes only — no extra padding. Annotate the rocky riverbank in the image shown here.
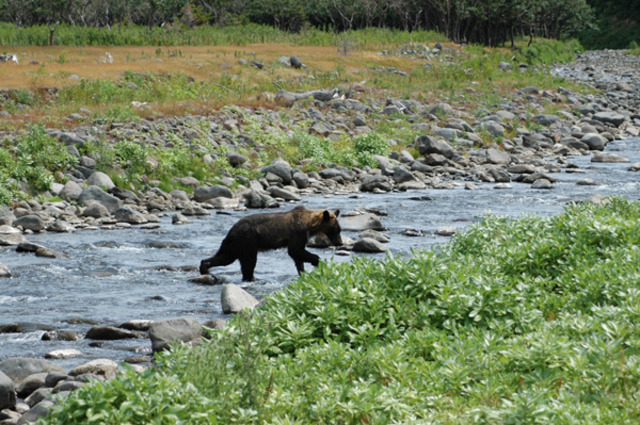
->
[2,48,640,423]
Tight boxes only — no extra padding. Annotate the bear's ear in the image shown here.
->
[322,210,340,223]
[334,209,340,218]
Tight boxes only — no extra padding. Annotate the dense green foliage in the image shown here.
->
[42,198,640,424]
[0,125,78,203]
[0,0,594,47]
[579,0,640,49]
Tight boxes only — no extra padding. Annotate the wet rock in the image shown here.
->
[0,358,65,383]
[340,212,385,231]
[243,189,279,209]
[189,274,226,285]
[359,229,390,243]
[268,185,301,201]
[436,226,457,236]
[85,326,140,340]
[148,318,203,353]
[41,330,79,341]
[0,225,25,246]
[352,237,388,253]
[360,175,392,192]
[194,185,233,202]
[628,163,640,171]
[12,215,46,232]
[171,213,191,225]
[45,349,83,360]
[69,359,119,379]
[531,178,554,189]
[35,247,65,258]
[79,186,122,213]
[591,152,629,163]
[47,220,75,232]
[221,284,259,314]
[0,262,11,278]
[113,207,147,224]
[581,133,607,151]
[119,320,153,332]
[0,370,15,410]
[24,387,51,408]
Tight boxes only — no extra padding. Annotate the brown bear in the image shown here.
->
[199,206,342,281]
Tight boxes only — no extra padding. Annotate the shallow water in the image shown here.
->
[1,138,639,368]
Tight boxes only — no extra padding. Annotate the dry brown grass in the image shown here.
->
[0,44,414,90]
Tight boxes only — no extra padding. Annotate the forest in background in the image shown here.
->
[0,0,637,49]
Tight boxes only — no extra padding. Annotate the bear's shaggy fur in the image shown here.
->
[200,206,341,281]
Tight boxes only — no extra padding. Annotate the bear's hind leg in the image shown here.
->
[200,250,236,275]
[239,249,258,282]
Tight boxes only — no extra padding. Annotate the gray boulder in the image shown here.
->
[581,133,607,151]
[194,185,233,202]
[69,359,119,379]
[149,318,203,353]
[221,284,260,314]
[86,171,115,190]
[85,326,139,340]
[0,370,15,410]
[261,161,292,184]
[593,111,626,127]
[243,189,279,209]
[591,152,629,163]
[0,262,11,278]
[533,114,561,126]
[340,212,385,231]
[78,186,122,213]
[16,373,47,398]
[60,180,83,201]
[113,207,147,224]
[268,185,301,201]
[17,399,55,425]
[290,55,303,69]
[353,237,388,253]
[81,202,111,218]
[415,135,454,158]
[12,215,46,232]
[0,358,65,383]
[359,175,392,192]
[484,148,511,165]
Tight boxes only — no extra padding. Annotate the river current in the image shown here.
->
[1,138,639,368]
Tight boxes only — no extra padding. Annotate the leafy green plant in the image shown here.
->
[353,132,390,167]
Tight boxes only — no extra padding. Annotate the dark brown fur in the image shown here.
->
[199,206,341,281]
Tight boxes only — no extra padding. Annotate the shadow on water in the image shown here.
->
[1,138,639,367]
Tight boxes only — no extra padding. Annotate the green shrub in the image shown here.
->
[353,132,390,167]
[40,366,218,425]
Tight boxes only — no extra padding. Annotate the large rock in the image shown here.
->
[148,318,203,353]
[261,161,292,184]
[268,185,301,201]
[0,262,11,278]
[0,358,65,383]
[69,359,119,379]
[221,284,260,314]
[0,370,15,410]
[85,326,139,340]
[0,225,25,246]
[581,133,607,151]
[78,186,122,213]
[593,111,626,127]
[415,135,454,158]
[81,202,111,218]
[16,373,47,398]
[13,215,46,232]
[352,237,388,253]
[359,175,392,192]
[484,148,511,165]
[86,171,115,190]
[17,399,55,424]
[339,212,385,231]
[60,180,83,201]
[194,185,233,202]
[113,207,147,224]
[243,189,279,209]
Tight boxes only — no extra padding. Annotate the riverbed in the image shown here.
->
[1,137,639,368]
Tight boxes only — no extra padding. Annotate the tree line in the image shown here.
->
[0,0,599,46]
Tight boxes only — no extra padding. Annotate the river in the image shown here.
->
[1,137,639,369]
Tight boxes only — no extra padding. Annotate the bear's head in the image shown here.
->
[319,209,342,246]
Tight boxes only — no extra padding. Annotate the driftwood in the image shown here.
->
[275,88,338,107]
